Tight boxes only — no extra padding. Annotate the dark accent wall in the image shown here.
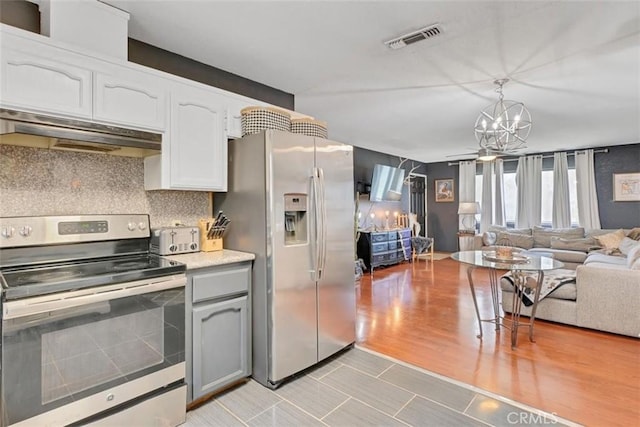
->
[0,1,294,110]
[423,162,459,252]
[594,144,640,229]
[0,0,39,33]
[127,40,294,109]
[353,147,427,190]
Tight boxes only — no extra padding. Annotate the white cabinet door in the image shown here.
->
[93,70,166,131]
[225,96,249,139]
[0,48,92,118]
[169,84,227,191]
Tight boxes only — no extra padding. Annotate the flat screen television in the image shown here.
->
[369,164,405,202]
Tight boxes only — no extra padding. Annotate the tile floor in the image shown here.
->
[185,347,577,426]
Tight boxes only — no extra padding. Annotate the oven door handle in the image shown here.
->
[2,275,186,320]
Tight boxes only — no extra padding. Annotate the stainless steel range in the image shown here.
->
[0,215,187,427]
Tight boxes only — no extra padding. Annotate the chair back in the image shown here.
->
[409,213,421,237]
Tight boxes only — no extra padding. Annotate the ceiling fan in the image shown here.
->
[446,147,524,162]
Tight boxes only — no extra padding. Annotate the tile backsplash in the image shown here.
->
[0,145,210,227]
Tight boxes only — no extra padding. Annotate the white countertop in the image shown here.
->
[164,249,255,270]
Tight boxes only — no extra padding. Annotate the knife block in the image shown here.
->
[201,238,223,252]
[198,219,223,252]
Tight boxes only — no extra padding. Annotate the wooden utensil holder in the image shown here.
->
[198,219,223,252]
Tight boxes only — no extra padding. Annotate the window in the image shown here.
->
[475,168,578,227]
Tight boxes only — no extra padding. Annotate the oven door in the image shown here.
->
[1,275,186,427]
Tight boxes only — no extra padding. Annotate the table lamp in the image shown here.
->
[458,202,480,233]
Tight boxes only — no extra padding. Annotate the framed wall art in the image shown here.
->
[613,172,640,202]
[435,178,454,202]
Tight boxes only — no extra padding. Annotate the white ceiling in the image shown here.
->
[104,0,640,163]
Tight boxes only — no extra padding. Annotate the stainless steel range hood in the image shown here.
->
[0,109,162,155]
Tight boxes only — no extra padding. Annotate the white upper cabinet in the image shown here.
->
[170,84,227,191]
[225,95,266,139]
[144,82,227,192]
[1,24,307,192]
[0,48,92,118]
[93,69,166,131]
[0,26,165,131]
[225,96,246,139]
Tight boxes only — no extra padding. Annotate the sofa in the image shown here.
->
[471,226,640,338]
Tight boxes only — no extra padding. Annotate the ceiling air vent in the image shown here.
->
[384,24,442,50]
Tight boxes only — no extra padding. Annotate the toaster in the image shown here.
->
[150,226,200,255]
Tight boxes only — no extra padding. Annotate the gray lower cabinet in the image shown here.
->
[186,261,252,403]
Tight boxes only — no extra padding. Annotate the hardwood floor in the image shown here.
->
[355,257,640,427]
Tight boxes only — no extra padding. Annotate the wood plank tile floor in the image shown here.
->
[185,347,574,426]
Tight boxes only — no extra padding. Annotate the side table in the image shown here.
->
[451,250,564,349]
[457,232,476,251]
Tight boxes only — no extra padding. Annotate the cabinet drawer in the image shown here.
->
[370,232,388,243]
[387,251,398,261]
[387,231,398,241]
[387,240,398,250]
[192,264,250,303]
[372,253,387,265]
[371,242,388,253]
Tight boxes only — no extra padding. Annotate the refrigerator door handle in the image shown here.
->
[311,169,321,282]
[318,167,328,279]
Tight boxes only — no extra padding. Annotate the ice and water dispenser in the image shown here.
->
[284,193,308,245]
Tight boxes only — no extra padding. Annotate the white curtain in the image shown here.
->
[458,160,476,230]
[552,152,571,228]
[494,159,506,227]
[480,161,493,233]
[575,149,601,229]
[516,155,542,228]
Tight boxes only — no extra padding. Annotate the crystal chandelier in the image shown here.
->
[474,79,532,152]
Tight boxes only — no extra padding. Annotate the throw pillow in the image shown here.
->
[488,225,532,235]
[595,229,626,250]
[482,231,497,246]
[496,231,534,249]
[532,226,585,248]
[549,236,601,253]
[619,237,640,256]
[627,244,640,269]
[627,227,640,241]
[487,225,507,233]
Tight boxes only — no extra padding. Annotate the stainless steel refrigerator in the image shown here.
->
[215,130,356,388]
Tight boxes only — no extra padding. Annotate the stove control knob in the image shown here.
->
[138,222,147,231]
[189,242,198,251]
[1,226,15,238]
[19,226,33,237]
[127,222,136,231]
[169,244,178,252]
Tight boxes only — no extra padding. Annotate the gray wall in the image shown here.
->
[353,146,429,234]
[0,0,39,33]
[593,144,640,229]
[422,162,459,252]
[128,40,294,110]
